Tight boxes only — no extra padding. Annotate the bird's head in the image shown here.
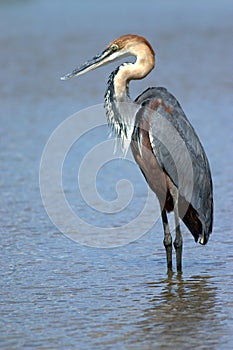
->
[60,34,155,80]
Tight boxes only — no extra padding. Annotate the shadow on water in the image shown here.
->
[134,273,222,349]
[91,271,225,349]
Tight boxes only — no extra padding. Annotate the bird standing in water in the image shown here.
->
[61,34,213,272]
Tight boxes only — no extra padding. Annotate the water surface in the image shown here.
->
[0,0,233,349]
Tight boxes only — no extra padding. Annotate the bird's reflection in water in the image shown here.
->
[137,274,222,348]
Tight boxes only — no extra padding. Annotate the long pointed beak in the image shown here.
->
[60,48,113,81]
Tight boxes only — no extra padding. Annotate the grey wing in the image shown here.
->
[136,87,213,236]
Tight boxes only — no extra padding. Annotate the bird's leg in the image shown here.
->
[172,187,183,272]
[162,209,173,271]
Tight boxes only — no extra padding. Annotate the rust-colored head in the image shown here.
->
[61,34,155,80]
[107,34,155,56]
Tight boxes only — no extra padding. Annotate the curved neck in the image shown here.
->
[104,44,155,154]
[114,45,155,100]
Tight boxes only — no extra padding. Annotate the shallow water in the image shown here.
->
[1,0,233,349]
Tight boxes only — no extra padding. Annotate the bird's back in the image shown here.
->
[134,87,213,244]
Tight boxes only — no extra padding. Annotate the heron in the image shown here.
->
[61,34,213,272]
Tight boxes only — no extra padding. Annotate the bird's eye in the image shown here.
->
[111,44,119,52]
